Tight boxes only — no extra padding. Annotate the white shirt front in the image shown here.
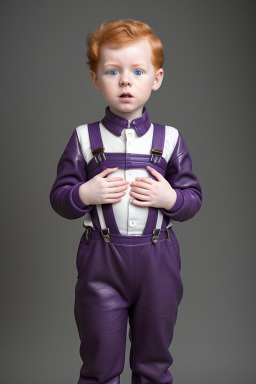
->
[76,122,179,235]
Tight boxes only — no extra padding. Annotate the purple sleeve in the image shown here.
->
[49,129,93,219]
[161,132,203,221]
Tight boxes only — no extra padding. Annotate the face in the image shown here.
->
[90,39,164,120]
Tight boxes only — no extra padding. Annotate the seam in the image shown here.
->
[67,144,85,163]
[69,185,91,212]
[174,191,186,216]
[130,245,136,374]
[168,147,186,166]
[132,243,135,305]
[131,318,136,375]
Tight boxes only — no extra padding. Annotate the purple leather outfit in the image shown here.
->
[49,107,202,384]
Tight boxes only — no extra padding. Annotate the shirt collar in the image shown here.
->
[101,106,151,137]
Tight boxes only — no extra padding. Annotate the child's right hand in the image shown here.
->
[78,167,129,205]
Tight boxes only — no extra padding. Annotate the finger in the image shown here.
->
[107,191,127,198]
[108,184,129,192]
[105,198,124,203]
[134,177,153,185]
[130,187,150,196]
[146,166,165,181]
[99,167,118,177]
[129,191,150,201]
[130,198,151,207]
[106,177,125,181]
[107,179,129,187]
[131,180,152,189]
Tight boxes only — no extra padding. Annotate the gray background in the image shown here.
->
[1,1,255,383]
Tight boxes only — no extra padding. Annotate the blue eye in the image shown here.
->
[134,69,143,76]
[109,70,118,76]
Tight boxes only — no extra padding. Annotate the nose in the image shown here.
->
[120,73,131,86]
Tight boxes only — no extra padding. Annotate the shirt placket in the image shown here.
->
[124,128,137,235]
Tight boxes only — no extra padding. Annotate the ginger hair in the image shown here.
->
[86,19,164,73]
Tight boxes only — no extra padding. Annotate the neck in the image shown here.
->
[109,106,144,121]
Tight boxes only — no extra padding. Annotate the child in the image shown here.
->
[50,19,202,384]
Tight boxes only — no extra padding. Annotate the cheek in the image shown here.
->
[100,80,116,97]
[138,80,153,97]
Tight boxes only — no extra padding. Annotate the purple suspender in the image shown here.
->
[87,122,167,240]
[143,123,168,236]
[87,121,106,164]
[150,123,165,164]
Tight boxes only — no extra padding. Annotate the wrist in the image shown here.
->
[163,189,177,211]
[79,183,91,205]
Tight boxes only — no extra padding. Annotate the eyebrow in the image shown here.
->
[103,63,120,67]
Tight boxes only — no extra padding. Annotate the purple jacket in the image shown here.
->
[50,118,202,223]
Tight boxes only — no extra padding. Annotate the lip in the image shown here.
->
[119,92,133,98]
[119,97,133,103]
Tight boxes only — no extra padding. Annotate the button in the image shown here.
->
[129,220,136,227]
[126,169,133,174]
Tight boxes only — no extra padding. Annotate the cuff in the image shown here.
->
[161,189,184,215]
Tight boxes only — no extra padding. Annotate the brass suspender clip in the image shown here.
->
[152,228,161,244]
[165,227,171,242]
[92,147,106,164]
[83,225,92,243]
[101,228,110,243]
[150,148,162,164]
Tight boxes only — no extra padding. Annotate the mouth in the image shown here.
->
[119,92,133,98]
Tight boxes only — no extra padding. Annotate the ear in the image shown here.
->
[90,70,100,90]
[152,68,164,91]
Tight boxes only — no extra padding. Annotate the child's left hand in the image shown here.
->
[129,166,177,210]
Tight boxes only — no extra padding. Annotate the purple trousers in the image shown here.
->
[74,227,183,384]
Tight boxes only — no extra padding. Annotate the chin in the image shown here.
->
[119,104,142,112]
